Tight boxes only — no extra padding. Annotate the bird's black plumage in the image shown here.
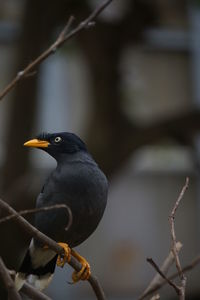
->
[16,132,108,290]
[36,132,87,156]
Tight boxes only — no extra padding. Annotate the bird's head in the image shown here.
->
[24,132,87,160]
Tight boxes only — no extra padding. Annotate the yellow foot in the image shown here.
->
[71,249,91,282]
[57,242,71,267]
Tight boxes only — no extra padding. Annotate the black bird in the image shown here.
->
[15,132,108,290]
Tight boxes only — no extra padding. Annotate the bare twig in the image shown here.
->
[147,258,180,294]
[0,0,113,101]
[0,204,72,231]
[0,257,21,300]
[169,177,189,299]
[139,242,182,300]
[138,252,200,300]
[169,178,189,277]
[0,199,106,300]
[139,179,189,300]
[175,254,200,276]
[56,15,75,43]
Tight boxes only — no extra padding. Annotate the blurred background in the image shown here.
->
[0,0,200,299]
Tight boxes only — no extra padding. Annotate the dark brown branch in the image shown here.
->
[0,204,72,231]
[21,282,52,300]
[0,257,21,300]
[147,258,180,295]
[0,199,106,300]
[0,0,113,101]
[168,178,189,300]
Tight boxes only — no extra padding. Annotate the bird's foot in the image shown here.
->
[71,249,91,282]
[57,242,71,267]
[56,243,91,282]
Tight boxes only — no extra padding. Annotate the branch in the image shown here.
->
[7,269,52,300]
[173,254,200,278]
[21,282,52,300]
[147,258,180,295]
[0,199,106,300]
[7,269,53,300]
[0,257,21,300]
[139,179,189,300]
[138,252,200,300]
[169,177,189,300]
[0,0,113,101]
[138,242,182,300]
[0,204,72,231]
[169,177,189,277]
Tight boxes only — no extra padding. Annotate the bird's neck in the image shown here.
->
[56,151,96,166]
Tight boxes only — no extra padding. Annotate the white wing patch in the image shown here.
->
[27,273,54,291]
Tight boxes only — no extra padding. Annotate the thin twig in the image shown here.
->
[147,258,180,295]
[174,254,200,277]
[138,252,200,300]
[0,0,113,101]
[139,242,182,300]
[169,177,189,278]
[56,15,75,43]
[139,179,189,300]
[0,204,72,231]
[169,177,189,299]
[0,199,106,300]
[0,257,21,300]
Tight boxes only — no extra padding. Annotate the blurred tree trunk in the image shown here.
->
[76,1,157,176]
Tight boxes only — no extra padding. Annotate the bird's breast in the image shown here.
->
[35,163,108,247]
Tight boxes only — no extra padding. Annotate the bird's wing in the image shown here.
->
[34,191,71,245]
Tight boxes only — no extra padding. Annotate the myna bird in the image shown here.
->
[15,132,108,290]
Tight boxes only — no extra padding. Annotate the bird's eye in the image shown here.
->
[54,136,62,143]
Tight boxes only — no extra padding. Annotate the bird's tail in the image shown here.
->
[15,239,57,291]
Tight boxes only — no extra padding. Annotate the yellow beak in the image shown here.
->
[24,139,50,148]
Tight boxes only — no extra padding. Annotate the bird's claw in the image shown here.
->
[57,242,71,267]
[72,261,91,282]
[56,244,91,283]
[71,249,91,282]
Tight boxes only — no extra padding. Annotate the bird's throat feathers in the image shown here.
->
[56,151,97,167]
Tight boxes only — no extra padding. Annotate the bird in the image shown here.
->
[15,132,108,291]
